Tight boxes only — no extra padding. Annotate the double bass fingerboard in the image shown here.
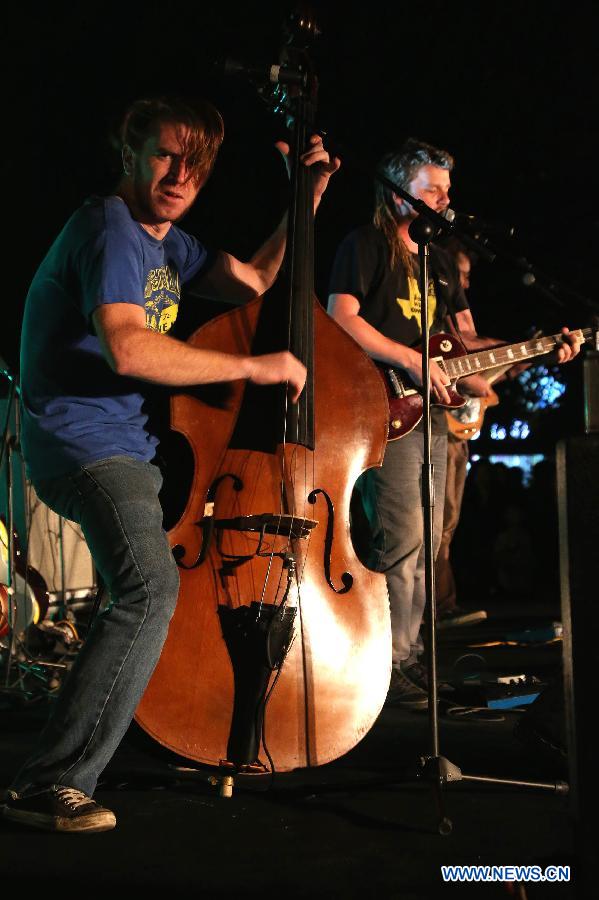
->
[284,100,316,451]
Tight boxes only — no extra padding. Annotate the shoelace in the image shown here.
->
[55,787,92,810]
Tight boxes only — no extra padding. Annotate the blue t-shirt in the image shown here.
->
[20,195,210,480]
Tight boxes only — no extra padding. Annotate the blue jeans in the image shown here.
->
[11,456,180,798]
[360,430,447,669]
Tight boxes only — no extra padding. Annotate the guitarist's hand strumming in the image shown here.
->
[404,346,452,405]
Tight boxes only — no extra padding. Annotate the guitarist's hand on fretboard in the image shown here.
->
[551,327,583,365]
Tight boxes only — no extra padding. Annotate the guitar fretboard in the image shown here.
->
[442,328,593,381]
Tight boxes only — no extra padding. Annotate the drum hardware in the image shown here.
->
[1,364,61,701]
[1,365,22,692]
[2,355,99,705]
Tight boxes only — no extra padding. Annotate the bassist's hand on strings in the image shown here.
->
[302,135,341,210]
[245,350,307,403]
[275,135,341,211]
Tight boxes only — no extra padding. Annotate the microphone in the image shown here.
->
[218,58,307,87]
[451,212,515,239]
[408,206,455,243]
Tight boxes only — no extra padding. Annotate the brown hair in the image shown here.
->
[373,138,454,272]
[119,96,224,186]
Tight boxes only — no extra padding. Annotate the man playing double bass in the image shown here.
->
[2,96,339,833]
[328,138,580,709]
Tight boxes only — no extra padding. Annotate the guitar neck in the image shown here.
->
[442,328,594,381]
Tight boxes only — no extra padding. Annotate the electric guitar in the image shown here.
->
[445,382,500,440]
[379,327,594,441]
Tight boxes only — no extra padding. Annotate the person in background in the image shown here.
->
[435,242,490,628]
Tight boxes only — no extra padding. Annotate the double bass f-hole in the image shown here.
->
[173,472,243,570]
[308,488,352,594]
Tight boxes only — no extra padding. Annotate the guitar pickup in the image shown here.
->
[385,368,419,398]
[385,368,402,397]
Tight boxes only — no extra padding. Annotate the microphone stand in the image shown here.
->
[397,206,570,835]
[406,215,460,834]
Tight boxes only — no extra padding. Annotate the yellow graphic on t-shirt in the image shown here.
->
[396,274,437,333]
[145,292,179,332]
[144,266,180,333]
[144,267,181,298]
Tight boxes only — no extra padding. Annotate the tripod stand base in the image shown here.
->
[417,755,462,834]
[461,774,569,794]
[419,754,462,785]
[416,755,569,835]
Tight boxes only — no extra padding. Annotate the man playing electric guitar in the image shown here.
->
[328,138,580,708]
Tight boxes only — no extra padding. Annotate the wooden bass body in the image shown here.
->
[136,297,392,771]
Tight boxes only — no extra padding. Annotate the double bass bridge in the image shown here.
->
[214,513,317,540]
[214,513,317,575]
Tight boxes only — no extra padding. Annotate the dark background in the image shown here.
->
[3,1,597,443]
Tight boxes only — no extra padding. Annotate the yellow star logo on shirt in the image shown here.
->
[396,275,437,333]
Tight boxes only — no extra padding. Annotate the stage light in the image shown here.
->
[517,365,566,411]
[509,419,530,440]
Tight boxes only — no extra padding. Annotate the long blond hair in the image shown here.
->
[373,138,454,273]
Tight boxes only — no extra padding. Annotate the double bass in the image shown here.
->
[136,18,392,778]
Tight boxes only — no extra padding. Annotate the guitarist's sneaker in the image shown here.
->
[2,785,116,833]
[387,664,456,708]
[437,607,487,630]
[386,667,429,709]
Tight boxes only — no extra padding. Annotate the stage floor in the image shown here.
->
[1,609,575,899]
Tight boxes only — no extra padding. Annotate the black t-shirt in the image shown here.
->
[329,223,468,343]
[329,224,469,433]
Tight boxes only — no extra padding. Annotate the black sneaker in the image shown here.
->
[402,662,454,696]
[437,607,487,630]
[2,785,116,833]
[387,667,428,709]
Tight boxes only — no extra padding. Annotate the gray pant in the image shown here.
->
[12,455,180,798]
[361,430,447,669]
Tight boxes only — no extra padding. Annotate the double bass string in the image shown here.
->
[285,136,315,608]
[257,129,308,612]
[256,159,300,615]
